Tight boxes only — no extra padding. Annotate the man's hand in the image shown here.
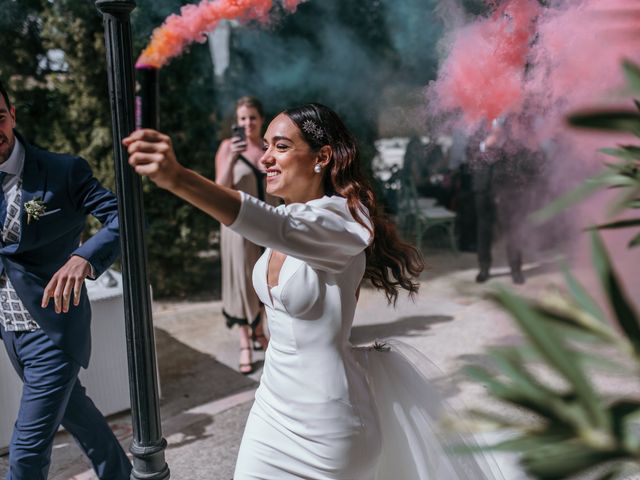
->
[42,256,92,314]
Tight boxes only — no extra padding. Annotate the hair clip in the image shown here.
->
[302,119,325,143]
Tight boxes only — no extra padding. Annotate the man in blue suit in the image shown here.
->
[0,80,131,479]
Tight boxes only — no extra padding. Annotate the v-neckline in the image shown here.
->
[266,249,287,307]
[266,249,289,290]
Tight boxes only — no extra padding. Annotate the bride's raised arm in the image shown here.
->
[123,129,371,273]
[123,128,242,227]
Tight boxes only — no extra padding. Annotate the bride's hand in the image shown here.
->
[123,129,183,191]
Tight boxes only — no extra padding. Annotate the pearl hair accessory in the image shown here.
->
[314,163,322,174]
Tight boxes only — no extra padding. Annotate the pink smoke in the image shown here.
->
[427,0,640,298]
[137,0,305,69]
[282,0,303,11]
[429,0,640,145]
[431,0,541,124]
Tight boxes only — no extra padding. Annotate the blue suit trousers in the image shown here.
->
[0,327,131,480]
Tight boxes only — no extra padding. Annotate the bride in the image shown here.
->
[124,104,502,479]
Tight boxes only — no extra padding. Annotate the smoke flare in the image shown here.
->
[137,0,305,69]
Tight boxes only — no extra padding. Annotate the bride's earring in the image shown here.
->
[314,164,322,174]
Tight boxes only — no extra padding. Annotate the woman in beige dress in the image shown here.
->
[215,96,268,374]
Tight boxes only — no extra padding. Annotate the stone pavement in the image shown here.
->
[2,248,627,479]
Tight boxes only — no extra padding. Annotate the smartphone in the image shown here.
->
[231,124,246,142]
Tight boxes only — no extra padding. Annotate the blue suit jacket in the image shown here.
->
[1,133,120,368]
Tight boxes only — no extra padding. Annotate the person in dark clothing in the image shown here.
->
[470,120,532,284]
[451,162,477,252]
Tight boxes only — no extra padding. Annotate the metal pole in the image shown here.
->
[94,1,170,478]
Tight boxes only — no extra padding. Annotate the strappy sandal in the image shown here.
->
[251,331,269,352]
[239,347,254,375]
[250,314,268,351]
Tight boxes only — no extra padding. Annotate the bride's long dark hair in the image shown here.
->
[283,103,424,305]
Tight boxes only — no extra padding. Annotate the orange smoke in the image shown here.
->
[137,0,305,69]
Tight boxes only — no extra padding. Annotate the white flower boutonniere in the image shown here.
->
[24,197,46,224]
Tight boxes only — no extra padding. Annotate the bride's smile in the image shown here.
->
[260,113,331,205]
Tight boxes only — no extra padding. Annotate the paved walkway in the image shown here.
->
[0,249,595,479]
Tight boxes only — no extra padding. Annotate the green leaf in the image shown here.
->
[623,60,640,93]
[462,409,524,431]
[589,219,640,231]
[489,347,563,401]
[492,431,575,453]
[591,232,640,357]
[608,187,640,218]
[533,171,612,222]
[610,401,640,445]
[601,174,639,188]
[629,232,640,248]
[573,350,632,374]
[464,365,566,422]
[464,366,516,400]
[497,343,629,373]
[563,269,606,322]
[600,146,640,162]
[524,445,618,480]
[494,287,610,431]
[544,319,610,344]
[534,298,610,339]
[602,159,637,175]
[569,110,640,135]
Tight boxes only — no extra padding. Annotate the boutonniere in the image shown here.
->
[24,197,47,224]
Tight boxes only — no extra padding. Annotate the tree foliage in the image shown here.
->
[1,0,217,298]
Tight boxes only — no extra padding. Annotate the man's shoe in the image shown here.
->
[511,271,525,285]
[476,270,490,283]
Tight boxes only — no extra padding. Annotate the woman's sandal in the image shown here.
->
[239,347,254,375]
[251,332,269,352]
[250,316,269,352]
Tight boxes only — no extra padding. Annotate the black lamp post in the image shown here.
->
[94,1,170,478]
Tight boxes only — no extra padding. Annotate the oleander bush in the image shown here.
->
[464,61,640,480]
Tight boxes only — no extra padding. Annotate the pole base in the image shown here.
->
[130,438,171,480]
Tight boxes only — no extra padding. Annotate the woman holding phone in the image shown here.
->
[215,96,268,374]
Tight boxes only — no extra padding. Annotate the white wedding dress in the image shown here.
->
[230,193,505,480]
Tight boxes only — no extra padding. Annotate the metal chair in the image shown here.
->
[396,177,457,253]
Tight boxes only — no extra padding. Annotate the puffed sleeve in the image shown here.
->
[229,192,372,273]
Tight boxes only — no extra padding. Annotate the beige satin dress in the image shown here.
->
[220,160,263,327]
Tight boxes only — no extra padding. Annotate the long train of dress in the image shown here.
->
[353,339,521,480]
